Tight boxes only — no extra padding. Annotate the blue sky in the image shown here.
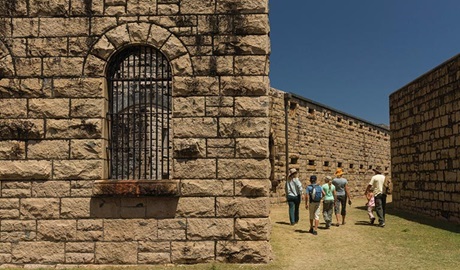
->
[268,0,460,125]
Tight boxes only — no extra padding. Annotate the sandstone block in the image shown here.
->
[181,0,215,14]
[71,98,105,118]
[214,35,270,55]
[173,117,217,138]
[0,119,44,140]
[0,243,11,253]
[95,242,138,264]
[65,253,94,264]
[61,198,91,218]
[39,18,89,37]
[14,57,42,76]
[0,161,51,180]
[53,160,102,180]
[173,97,205,117]
[146,24,171,48]
[0,254,11,264]
[187,218,233,240]
[20,198,60,219]
[170,54,193,76]
[0,55,15,77]
[12,18,39,37]
[71,139,103,159]
[106,25,130,48]
[236,138,269,158]
[145,197,181,219]
[69,37,91,56]
[222,14,269,35]
[12,242,65,264]
[46,119,102,139]
[218,159,270,179]
[176,197,215,217]
[216,197,269,217]
[43,57,84,77]
[27,140,69,159]
[157,3,179,15]
[92,35,115,60]
[180,180,233,196]
[0,99,27,118]
[158,219,186,240]
[37,220,77,241]
[138,253,170,264]
[217,0,268,14]
[235,179,270,197]
[31,181,70,197]
[77,219,103,231]
[235,218,270,240]
[174,159,216,179]
[173,138,206,158]
[0,141,25,159]
[1,231,36,241]
[27,37,68,57]
[53,78,104,98]
[29,0,69,16]
[0,78,51,98]
[84,54,106,77]
[1,220,35,232]
[221,76,269,96]
[171,241,214,264]
[66,242,95,253]
[0,198,20,210]
[127,0,157,15]
[91,18,117,36]
[173,76,219,97]
[235,96,269,116]
[104,219,158,241]
[216,240,272,263]
[139,241,170,253]
[219,117,270,138]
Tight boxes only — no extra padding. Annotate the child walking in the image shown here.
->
[365,189,376,225]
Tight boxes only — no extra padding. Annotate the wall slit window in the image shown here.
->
[107,45,172,180]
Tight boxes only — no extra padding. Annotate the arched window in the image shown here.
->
[107,45,172,180]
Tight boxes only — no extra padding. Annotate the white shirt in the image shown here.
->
[369,174,385,196]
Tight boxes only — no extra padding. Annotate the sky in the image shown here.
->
[268,0,460,125]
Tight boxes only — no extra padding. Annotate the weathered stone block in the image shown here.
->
[0,99,27,118]
[214,35,270,55]
[12,18,39,37]
[71,98,105,118]
[92,35,115,60]
[171,241,214,264]
[37,220,77,241]
[235,96,269,116]
[235,179,270,197]
[39,18,89,37]
[216,240,272,263]
[95,242,138,264]
[31,181,70,197]
[180,180,233,196]
[61,198,91,218]
[219,117,269,138]
[217,0,268,14]
[29,0,69,16]
[69,37,91,56]
[173,117,217,138]
[27,37,68,57]
[77,219,103,232]
[65,253,94,264]
[27,140,69,159]
[71,139,103,159]
[187,218,233,240]
[28,98,70,118]
[127,0,157,15]
[0,119,44,140]
[0,141,25,159]
[181,0,216,14]
[53,160,102,180]
[173,76,219,96]
[170,54,193,76]
[158,219,186,240]
[235,218,270,240]
[174,159,216,179]
[221,76,269,96]
[14,57,42,76]
[216,197,269,217]
[176,197,215,217]
[0,161,51,180]
[236,138,268,158]
[0,198,20,209]
[104,219,158,241]
[1,220,35,231]
[66,242,95,253]
[20,198,60,219]
[46,119,102,139]
[43,57,84,77]
[138,253,170,264]
[218,159,270,179]
[173,139,206,158]
[53,78,104,98]
[173,97,205,117]
[12,242,65,264]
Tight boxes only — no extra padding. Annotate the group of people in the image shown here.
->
[285,167,390,235]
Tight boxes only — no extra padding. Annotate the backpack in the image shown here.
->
[309,184,323,202]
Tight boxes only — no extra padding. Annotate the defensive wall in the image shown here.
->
[270,88,391,201]
[390,54,460,224]
[0,0,272,266]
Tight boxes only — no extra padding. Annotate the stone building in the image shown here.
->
[390,54,460,224]
[270,89,391,201]
[0,0,272,266]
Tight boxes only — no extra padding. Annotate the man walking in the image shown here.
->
[365,167,387,227]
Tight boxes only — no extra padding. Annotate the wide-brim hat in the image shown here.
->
[335,168,344,176]
[289,168,297,176]
[373,166,383,174]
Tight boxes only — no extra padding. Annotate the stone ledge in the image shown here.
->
[92,180,179,197]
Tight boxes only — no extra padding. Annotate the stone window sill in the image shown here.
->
[92,180,179,197]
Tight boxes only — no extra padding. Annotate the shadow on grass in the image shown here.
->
[355,220,375,226]
[385,202,460,233]
[275,221,292,225]
[294,229,310,234]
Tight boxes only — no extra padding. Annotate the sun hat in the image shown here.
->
[373,166,382,174]
[324,176,332,181]
[289,168,297,176]
[335,168,344,176]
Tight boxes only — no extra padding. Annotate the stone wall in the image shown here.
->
[0,0,272,266]
[390,54,460,224]
[270,89,391,201]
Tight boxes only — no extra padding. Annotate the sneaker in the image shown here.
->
[335,223,340,227]
[312,230,318,235]
[308,228,313,233]
[370,218,376,225]
[379,223,385,227]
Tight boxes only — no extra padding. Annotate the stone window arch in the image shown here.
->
[107,45,172,180]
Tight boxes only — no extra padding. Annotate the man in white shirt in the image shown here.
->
[365,167,387,227]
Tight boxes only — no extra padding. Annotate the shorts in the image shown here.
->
[309,202,321,220]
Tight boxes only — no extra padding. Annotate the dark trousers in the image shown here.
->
[375,193,387,224]
[323,200,334,226]
[287,195,300,224]
[334,195,347,216]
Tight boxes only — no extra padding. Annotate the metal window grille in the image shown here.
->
[107,45,172,180]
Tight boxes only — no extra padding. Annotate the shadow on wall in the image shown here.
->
[90,197,179,218]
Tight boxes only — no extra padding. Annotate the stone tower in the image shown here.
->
[0,0,271,265]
